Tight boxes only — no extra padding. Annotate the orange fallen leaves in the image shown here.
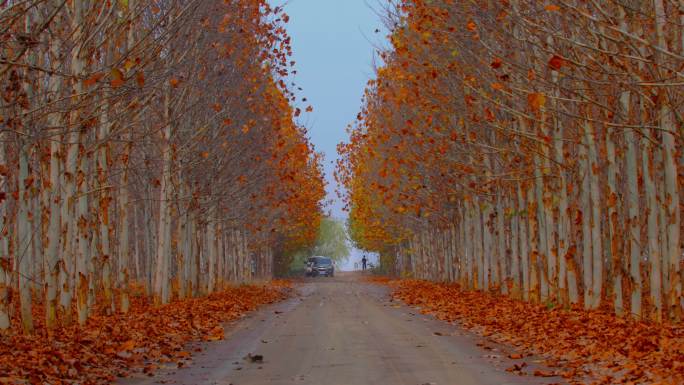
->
[0,283,288,384]
[363,275,392,284]
[391,280,684,384]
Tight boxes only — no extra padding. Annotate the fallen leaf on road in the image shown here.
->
[533,369,557,377]
[205,326,225,341]
[245,353,263,363]
[506,362,527,372]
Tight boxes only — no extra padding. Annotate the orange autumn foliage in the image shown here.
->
[338,0,684,325]
[0,0,324,339]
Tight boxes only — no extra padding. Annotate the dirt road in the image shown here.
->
[122,273,563,385]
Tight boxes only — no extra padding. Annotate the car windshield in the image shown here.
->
[309,257,331,266]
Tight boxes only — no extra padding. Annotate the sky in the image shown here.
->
[270,0,389,269]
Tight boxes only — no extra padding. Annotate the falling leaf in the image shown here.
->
[124,59,136,71]
[110,68,125,88]
[533,370,557,377]
[527,92,546,110]
[135,72,145,87]
[548,55,564,70]
[84,73,105,87]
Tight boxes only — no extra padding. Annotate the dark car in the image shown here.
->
[305,256,334,277]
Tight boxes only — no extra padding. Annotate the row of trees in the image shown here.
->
[338,0,683,322]
[0,0,325,334]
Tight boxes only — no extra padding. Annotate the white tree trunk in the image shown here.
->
[527,183,540,302]
[118,147,131,312]
[17,141,34,333]
[45,134,62,327]
[606,119,622,315]
[510,193,520,298]
[533,156,549,301]
[207,211,217,294]
[585,121,603,310]
[0,139,9,329]
[654,0,681,320]
[643,131,662,322]
[517,183,530,301]
[496,194,506,293]
[153,85,173,305]
[624,117,641,318]
[98,103,113,314]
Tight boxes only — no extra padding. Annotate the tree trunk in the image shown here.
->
[510,193,520,298]
[153,85,173,305]
[496,194,506,293]
[644,131,662,322]
[207,210,217,294]
[118,142,131,312]
[527,183,540,303]
[17,140,35,334]
[517,183,530,301]
[653,0,681,320]
[585,120,603,310]
[606,117,622,315]
[0,139,9,330]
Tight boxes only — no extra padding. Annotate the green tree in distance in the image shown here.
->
[312,217,350,261]
[289,217,350,271]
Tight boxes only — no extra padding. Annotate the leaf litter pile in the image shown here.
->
[0,282,290,384]
[391,280,684,385]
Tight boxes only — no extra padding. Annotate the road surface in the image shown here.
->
[122,273,563,385]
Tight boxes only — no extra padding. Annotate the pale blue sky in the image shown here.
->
[271,0,387,217]
[270,0,388,268]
